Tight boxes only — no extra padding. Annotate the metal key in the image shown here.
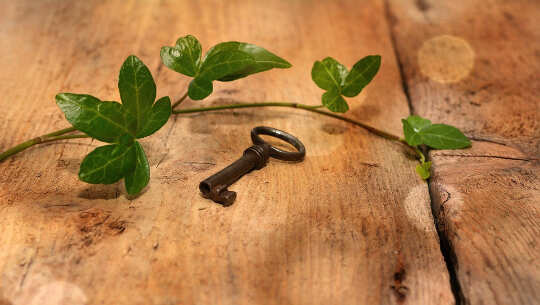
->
[199,126,306,206]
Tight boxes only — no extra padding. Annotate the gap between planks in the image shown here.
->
[382,0,464,303]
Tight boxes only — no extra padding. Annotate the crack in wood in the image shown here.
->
[468,137,508,146]
[432,153,538,162]
[19,252,35,289]
[427,182,465,305]
[384,1,464,303]
[156,113,180,168]
[383,0,416,115]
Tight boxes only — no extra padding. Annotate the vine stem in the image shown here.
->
[0,100,418,162]
[0,133,88,162]
[173,102,407,144]
[171,91,189,110]
[43,126,77,137]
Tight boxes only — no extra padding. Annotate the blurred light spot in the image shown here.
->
[418,35,475,83]
[403,184,436,232]
[19,281,87,305]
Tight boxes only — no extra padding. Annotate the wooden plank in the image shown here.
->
[430,146,540,305]
[0,1,453,304]
[387,0,540,156]
[387,0,540,304]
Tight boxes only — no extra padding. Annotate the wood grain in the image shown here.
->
[387,0,540,156]
[429,146,540,305]
[0,1,453,305]
[387,0,540,304]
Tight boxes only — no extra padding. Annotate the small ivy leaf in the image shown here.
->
[136,96,172,138]
[420,124,471,149]
[416,161,432,180]
[56,93,136,143]
[79,144,136,184]
[402,115,432,146]
[160,35,202,77]
[204,41,292,81]
[119,55,157,132]
[341,55,381,97]
[311,57,348,91]
[124,141,150,195]
[188,78,214,100]
[406,115,432,132]
[322,89,349,113]
[402,119,423,146]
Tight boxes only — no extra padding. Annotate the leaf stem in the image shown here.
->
[171,91,189,110]
[414,147,426,163]
[0,133,88,162]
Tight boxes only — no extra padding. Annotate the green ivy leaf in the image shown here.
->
[188,50,255,100]
[311,57,348,91]
[204,41,292,81]
[188,78,214,100]
[162,36,292,100]
[119,134,135,146]
[419,124,471,149]
[136,96,172,138]
[402,119,422,146]
[406,115,432,132]
[322,89,349,113]
[125,141,150,195]
[56,93,136,143]
[311,56,380,113]
[56,55,171,196]
[341,55,381,97]
[401,115,470,150]
[402,115,432,146]
[416,161,432,180]
[198,50,255,81]
[119,55,157,132]
[79,144,136,184]
[160,35,202,77]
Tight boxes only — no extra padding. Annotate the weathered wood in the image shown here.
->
[387,0,540,304]
[387,0,540,156]
[430,146,540,305]
[0,1,453,305]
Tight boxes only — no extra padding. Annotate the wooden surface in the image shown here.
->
[0,1,537,305]
[388,0,540,304]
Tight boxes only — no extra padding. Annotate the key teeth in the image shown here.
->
[200,182,237,206]
[219,190,237,206]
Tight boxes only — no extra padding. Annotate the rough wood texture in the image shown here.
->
[0,1,453,305]
[387,0,540,156]
[387,0,540,304]
[429,146,540,305]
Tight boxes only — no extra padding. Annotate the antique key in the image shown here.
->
[199,126,306,206]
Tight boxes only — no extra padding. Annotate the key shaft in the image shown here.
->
[199,144,270,206]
